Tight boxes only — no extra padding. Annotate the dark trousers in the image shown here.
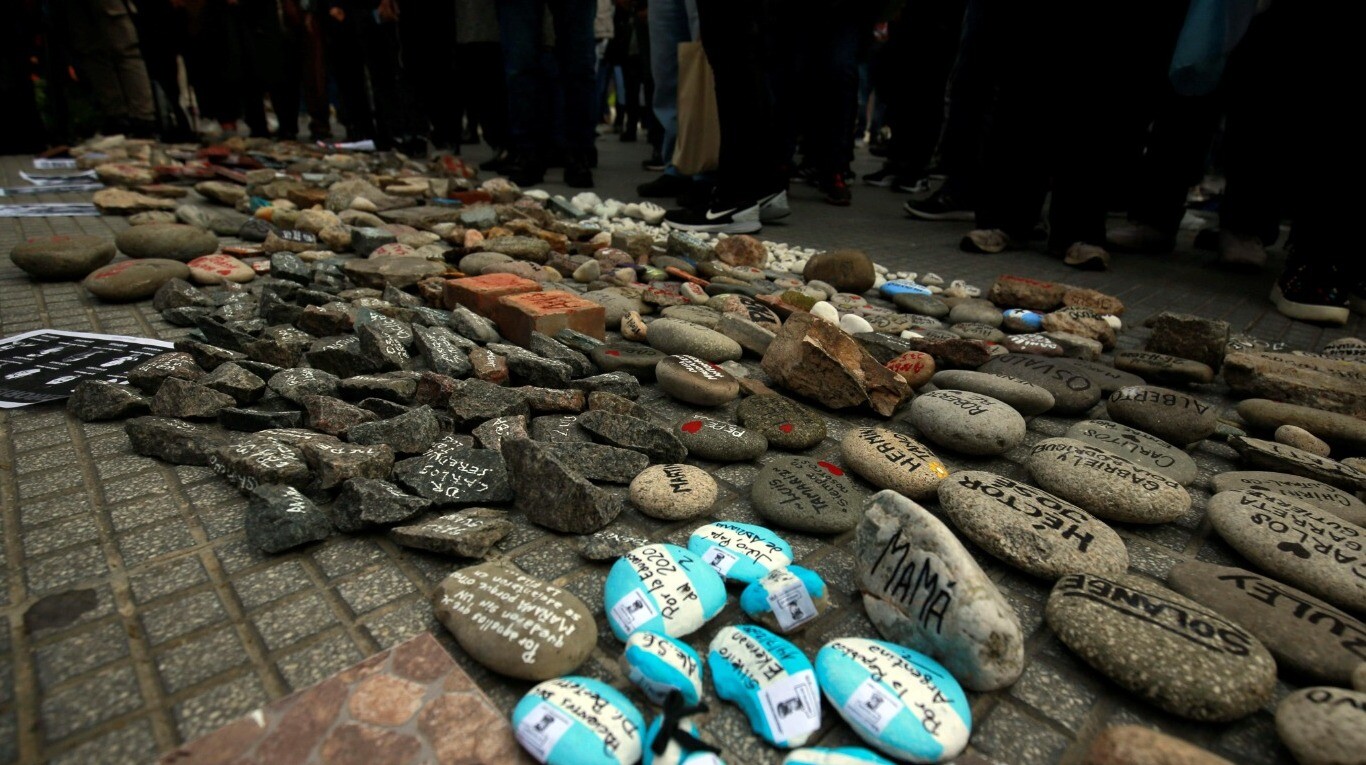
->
[879,1,966,177]
[775,2,863,175]
[457,42,511,149]
[401,1,460,145]
[497,0,597,158]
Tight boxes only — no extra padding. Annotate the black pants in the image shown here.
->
[775,2,864,175]
[879,1,966,178]
[400,1,459,145]
[457,42,510,150]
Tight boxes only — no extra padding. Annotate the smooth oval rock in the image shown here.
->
[884,350,936,389]
[816,637,971,763]
[1082,725,1235,765]
[1237,398,1366,452]
[10,234,115,279]
[630,464,717,520]
[1275,687,1366,765]
[114,223,218,261]
[752,456,864,534]
[512,676,644,765]
[977,354,1105,414]
[930,370,1055,416]
[674,416,768,462]
[1276,424,1331,457]
[1106,385,1217,445]
[856,490,1024,690]
[1208,489,1366,613]
[709,625,822,748]
[655,354,740,406]
[1167,560,1366,686]
[604,543,727,640]
[591,343,667,379]
[938,471,1128,579]
[621,631,704,707]
[739,565,831,633]
[908,389,1026,456]
[1046,572,1276,721]
[839,427,948,500]
[1209,471,1366,527]
[83,258,192,301]
[1065,419,1199,486]
[735,395,827,451]
[1229,436,1366,493]
[1026,438,1191,524]
[646,318,742,362]
[1113,350,1215,385]
[687,521,795,584]
[434,561,597,680]
[187,253,254,284]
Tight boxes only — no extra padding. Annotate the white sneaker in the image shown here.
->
[758,189,790,222]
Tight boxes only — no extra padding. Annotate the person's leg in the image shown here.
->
[886,1,964,183]
[797,5,862,205]
[933,0,990,199]
[497,0,547,181]
[549,0,598,186]
[327,13,373,140]
[467,41,510,151]
[647,0,698,168]
[302,8,332,139]
[357,17,413,150]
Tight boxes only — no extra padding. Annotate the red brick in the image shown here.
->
[494,291,606,347]
[443,273,541,316]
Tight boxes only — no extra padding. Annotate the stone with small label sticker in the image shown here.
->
[1065,419,1198,486]
[1209,471,1366,527]
[839,427,949,500]
[740,566,830,633]
[630,464,717,520]
[1275,687,1366,765]
[1026,438,1191,524]
[604,543,727,640]
[752,456,865,534]
[709,625,822,748]
[688,521,795,585]
[782,748,897,765]
[1106,385,1217,445]
[621,631,705,706]
[937,471,1128,579]
[1046,572,1276,721]
[815,637,971,763]
[512,676,644,765]
[1207,489,1366,613]
[907,389,1026,456]
[856,490,1024,690]
[656,354,741,406]
[674,416,768,462]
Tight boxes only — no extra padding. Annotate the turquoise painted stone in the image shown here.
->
[622,631,705,707]
[513,676,645,765]
[604,543,728,641]
[815,638,971,763]
[783,747,898,765]
[739,566,831,633]
[643,717,726,765]
[880,280,932,298]
[1002,309,1044,331]
[687,521,794,584]
[709,625,822,748]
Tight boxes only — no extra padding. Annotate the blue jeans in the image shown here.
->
[647,0,699,168]
[497,0,597,157]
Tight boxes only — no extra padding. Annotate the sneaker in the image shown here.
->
[637,172,692,198]
[504,153,545,186]
[1218,230,1268,270]
[894,176,932,194]
[1108,221,1175,253]
[863,166,900,187]
[663,198,762,234]
[904,190,974,221]
[758,189,790,222]
[1063,242,1111,270]
[564,158,594,189]
[642,151,666,171]
[959,229,1013,254]
[820,174,852,206]
[1271,262,1350,324]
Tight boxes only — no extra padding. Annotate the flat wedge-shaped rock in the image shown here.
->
[501,438,624,533]
[762,312,910,416]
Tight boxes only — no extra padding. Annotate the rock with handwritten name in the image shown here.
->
[674,415,768,462]
[1209,471,1366,527]
[1027,438,1191,524]
[245,484,332,553]
[655,354,741,406]
[938,471,1128,579]
[1046,572,1276,721]
[1065,419,1198,486]
[687,521,795,585]
[1275,687,1366,765]
[739,566,831,634]
[710,625,823,748]
[436,561,597,680]
[1113,351,1214,386]
[735,394,827,451]
[621,630,705,706]
[816,637,971,762]
[856,490,1024,690]
[604,543,727,640]
[752,456,865,534]
[1228,436,1366,492]
[1106,385,1217,445]
[930,370,1055,417]
[1167,560,1366,686]
[211,436,313,493]
[976,354,1104,415]
[630,464,717,520]
[840,427,949,500]
[1223,351,1366,419]
[1208,489,1366,613]
[908,390,1026,456]
[512,676,644,765]
[392,440,511,506]
[390,507,512,557]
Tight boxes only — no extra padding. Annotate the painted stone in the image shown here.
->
[687,521,795,584]
[856,490,1024,691]
[512,676,644,765]
[643,717,724,765]
[815,637,971,763]
[782,748,897,765]
[621,631,705,707]
[709,625,822,748]
[604,544,728,640]
[740,566,831,634]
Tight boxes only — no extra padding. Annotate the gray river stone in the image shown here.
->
[1209,471,1366,527]
[1045,572,1276,721]
[1065,419,1198,486]
[1106,385,1217,445]
[245,485,332,553]
[501,438,625,533]
[656,354,740,406]
[392,441,512,506]
[629,464,718,520]
[734,394,827,450]
[646,318,743,362]
[1229,436,1366,492]
[929,370,1055,416]
[938,470,1128,579]
[1167,560,1366,686]
[1113,350,1216,385]
[752,456,864,534]
[856,489,1025,691]
[907,389,1026,456]
[1275,687,1366,765]
[839,427,949,501]
[390,508,513,558]
[976,354,1104,415]
[674,415,767,462]
[576,410,687,463]
[1237,398,1366,452]
[1026,438,1191,524]
[1208,489,1366,614]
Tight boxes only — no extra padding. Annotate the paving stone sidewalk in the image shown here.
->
[0,144,1359,765]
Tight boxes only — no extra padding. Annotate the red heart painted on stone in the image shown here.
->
[817,461,844,476]
[779,423,794,433]
[605,350,621,356]
[680,420,703,434]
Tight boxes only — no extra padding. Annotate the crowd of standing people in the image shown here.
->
[1,0,1357,324]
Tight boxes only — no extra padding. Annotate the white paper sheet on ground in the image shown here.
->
[0,330,175,408]
[0,203,101,217]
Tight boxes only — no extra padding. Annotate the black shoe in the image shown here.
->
[637,173,692,198]
[904,190,974,221]
[820,173,852,206]
[642,150,666,171]
[663,194,761,234]
[482,148,510,173]
[620,126,637,143]
[1271,261,1350,324]
[461,126,481,145]
[564,156,594,188]
[505,153,545,186]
